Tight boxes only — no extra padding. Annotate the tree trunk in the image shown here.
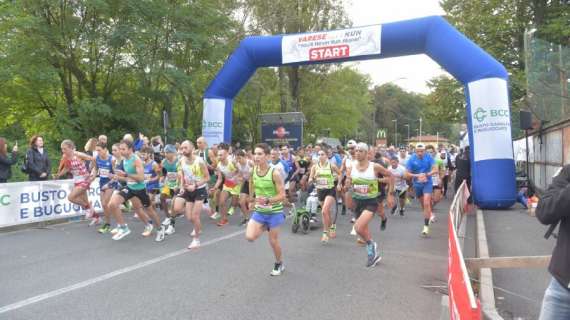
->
[278,67,288,112]
[288,66,300,112]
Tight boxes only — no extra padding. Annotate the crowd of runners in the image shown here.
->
[53,133,462,274]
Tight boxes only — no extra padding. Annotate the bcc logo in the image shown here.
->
[202,120,223,128]
[474,108,487,122]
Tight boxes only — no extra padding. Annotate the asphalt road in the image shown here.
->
[483,208,554,320]
[0,199,450,320]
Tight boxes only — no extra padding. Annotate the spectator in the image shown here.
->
[536,165,570,319]
[26,135,51,181]
[0,137,18,183]
[454,146,471,194]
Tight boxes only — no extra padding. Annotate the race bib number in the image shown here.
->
[99,168,110,178]
[166,172,177,182]
[432,176,439,186]
[255,197,272,210]
[353,184,369,196]
[144,173,152,183]
[316,178,329,188]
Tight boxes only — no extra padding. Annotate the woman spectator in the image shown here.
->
[26,135,51,181]
[0,137,18,183]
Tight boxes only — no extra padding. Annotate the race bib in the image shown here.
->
[166,172,177,181]
[432,175,439,186]
[224,178,237,188]
[74,175,87,183]
[144,173,152,183]
[299,168,306,174]
[316,178,329,188]
[353,184,369,196]
[99,168,110,178]
[255,197,272,210]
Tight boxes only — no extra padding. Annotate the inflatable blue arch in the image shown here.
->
[202,15,516,209]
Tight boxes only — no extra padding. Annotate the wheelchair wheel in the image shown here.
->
[292,222,300,233]
[301,215,310,234]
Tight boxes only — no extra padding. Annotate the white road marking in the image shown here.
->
[0,229,245,315]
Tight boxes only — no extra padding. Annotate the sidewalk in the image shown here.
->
[481,207,555,319]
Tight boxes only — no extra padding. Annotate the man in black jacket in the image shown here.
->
[536,164,570,319]
[26,135,51,181]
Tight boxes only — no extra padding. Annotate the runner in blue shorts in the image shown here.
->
[405,143,438,236]
[246,143,287,276]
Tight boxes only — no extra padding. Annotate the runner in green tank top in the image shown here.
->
[159,144,180,236]
[246,143,286,276]
[344,142,395,268]
[308,150,341,244]
[107,140,162,241]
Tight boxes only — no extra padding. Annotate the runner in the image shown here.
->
[141,146,164,241]
[159,144,179,235]
[308,148,341,243]
[269,147,288,187]
[280,144,301,204]
[426,145,443,212]
[296,147,312,192]
[344,142,394,267]
[245,143,286,276]
[213,143,241,227]
[54,140,96,223]
[340,140,357,222]
[174,140,210,249]
[237,149,253,226]
[91,142,116,231]
[371,150,389,232]
[388,157,408,216]
[196,137,219,219]
[405,143,438,236]
[106,140,161,241]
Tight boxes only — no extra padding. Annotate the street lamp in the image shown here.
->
[419,117,423,143]
[392,119,398,147]
[404,124,410,145]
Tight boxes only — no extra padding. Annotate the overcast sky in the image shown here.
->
[345,0,448,94]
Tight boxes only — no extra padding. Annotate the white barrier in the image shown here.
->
[0,179,103,228]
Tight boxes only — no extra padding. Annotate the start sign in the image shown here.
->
[282,25,381,64]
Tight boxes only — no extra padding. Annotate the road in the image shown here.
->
[0,199,450,320]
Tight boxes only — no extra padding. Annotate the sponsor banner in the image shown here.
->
[467,78,513,162]
[261,122,303,149]
[448,182,481,319]
[0,179,103,228]
[202,98,226,146]
[282,25,381,64]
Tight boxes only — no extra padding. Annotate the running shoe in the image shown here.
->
[380,218,387,231]
[133,212,139,219]
[217,218,229,227]
[98,224,111,234]
[165,224,175,235]
[350,217,355,223]
[161,217,171,226]
[190,229,202,237]
[321,232,329,244]
[390,206,397,215]
[329,224,336,239]
[429,213,437,224]
[85,207,94,219]
[270,262,285,276]
[422,225,430,236]
[155,226,165,242]
[210,212,221,220]
[350,226,357,236]
[142,224,154,237]
[188,238,200,249]
[228,207,235,216]
[110,226,121,235]
[240,218,249,226]
[112,226,131,240]
[88,215,100,227]
[399,209,405,216]
[366,242,381,268]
